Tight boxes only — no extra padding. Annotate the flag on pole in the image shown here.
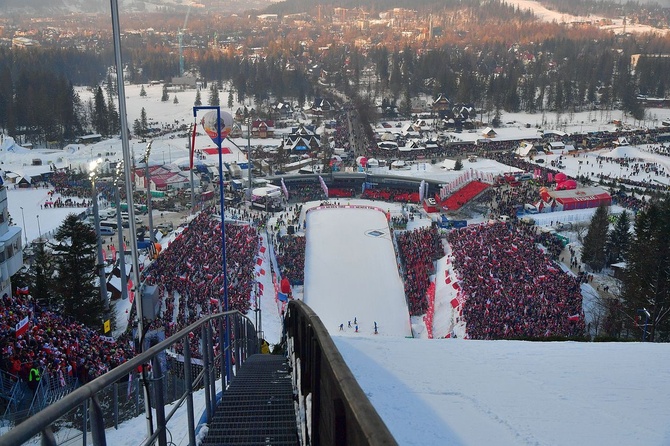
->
[280,177,289,200]
[419,180,426,202]
[189,122,197,169]
[318,176,328,197]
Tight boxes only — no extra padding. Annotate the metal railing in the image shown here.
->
[285,300,398,445]
[0,311,258,446]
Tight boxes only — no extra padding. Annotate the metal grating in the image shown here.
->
[202,354,298,445]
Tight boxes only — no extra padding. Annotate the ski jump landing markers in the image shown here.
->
[303,205,412,337]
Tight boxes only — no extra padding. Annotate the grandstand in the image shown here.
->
[439,180,490,211]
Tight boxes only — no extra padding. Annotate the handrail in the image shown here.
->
[0,310,255,446]
[285,300,398,445]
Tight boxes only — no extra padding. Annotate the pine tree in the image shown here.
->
[105,73,116,99]
[454,158,463,171]
[107,96,120,135]
[29,242,57,308]
[227,90,234,109]
[621,200,670,341]
[173,95,179,104]
[400,88,412,118]
[132,118,143,137]
[140,85,147,97]
[209,83,220,106]
[51,214,107,328]
[161,84,169,102]
[92,86,109,136]
[194,89,202,106]
[606,210,631,264]
[140,107,148,135]
[581,203,609,272]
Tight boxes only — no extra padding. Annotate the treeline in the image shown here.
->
[582,200,670,342]
[0,66,85,144]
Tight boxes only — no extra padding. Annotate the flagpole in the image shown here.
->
[193,106,231,385]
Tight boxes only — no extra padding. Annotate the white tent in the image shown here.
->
[251,185,282,198]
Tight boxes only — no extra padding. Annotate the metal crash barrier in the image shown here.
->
[285,300,398,445]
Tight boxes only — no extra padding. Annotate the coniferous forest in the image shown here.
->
[2,0,670,143]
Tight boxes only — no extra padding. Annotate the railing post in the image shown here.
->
[207,322,216,411]
[201,325,212,422]
[235,316,242,367]
[218,316,226,390]
[151,355,167,446]
[134,373,140,418]
[183,336,196,446]
[82,399,88,446]
[40,426,56,446]
[89,395,106,446]
[113,382,119,430]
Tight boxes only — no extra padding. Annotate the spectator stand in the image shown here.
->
[394,226,444,318]
[446,221,585,340]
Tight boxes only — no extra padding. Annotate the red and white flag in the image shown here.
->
[189,122,197,169]
[15,316,29,337]
[318,175,328,197]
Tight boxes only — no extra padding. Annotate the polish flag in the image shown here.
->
[15,317,29,337]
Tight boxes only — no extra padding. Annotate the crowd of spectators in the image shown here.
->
[0,292,135,386]
[327,188,356,198]
[485,180,540,220]
[142,207,260,359]
[447,222,585,339]
[361,187,420,203]
[396,226,443,315]
[286,183,325,203]
[275,235,306,285]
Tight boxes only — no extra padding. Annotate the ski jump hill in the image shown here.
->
[302,205,412,337]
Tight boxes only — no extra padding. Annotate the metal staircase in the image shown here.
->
[202,354,298,446]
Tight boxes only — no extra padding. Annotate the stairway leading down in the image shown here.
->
[202,354,299,445]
